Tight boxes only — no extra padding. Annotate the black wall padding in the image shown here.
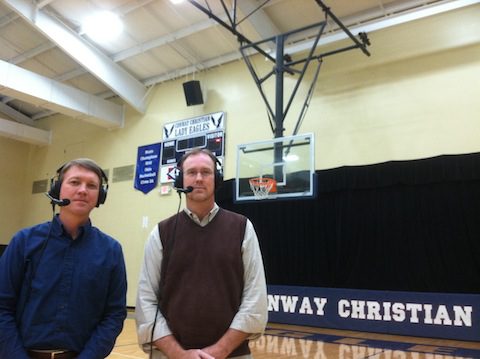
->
[217,153,480,294]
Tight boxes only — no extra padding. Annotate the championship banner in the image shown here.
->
[134,143,161,194]
[267,285,480,341]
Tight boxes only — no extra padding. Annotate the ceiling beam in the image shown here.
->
[0,59,124,129]
[0,101,35,126]
[0,117,51,145]
[9,42,56,64]
[2,0,149,114]
[237,0,280,40]
[112,15,228,62]
[286,0,480,55]
[144,50,245,86]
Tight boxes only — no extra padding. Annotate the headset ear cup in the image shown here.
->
[48,179,61,200]
[96,170,109,207]
[214,158,223,190]
[97,187,107,207]
[215,168,223,189]
[174,169,183,189]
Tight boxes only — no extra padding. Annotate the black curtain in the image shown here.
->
[217,153,480,294]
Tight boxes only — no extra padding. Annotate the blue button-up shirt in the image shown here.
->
[0,215,127,359]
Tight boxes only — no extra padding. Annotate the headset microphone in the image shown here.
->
[175,186,193,194]
[44,192,71,206]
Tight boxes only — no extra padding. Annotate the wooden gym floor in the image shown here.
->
[107,311,480,358]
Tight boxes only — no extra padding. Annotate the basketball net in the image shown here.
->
[249,177,277,200]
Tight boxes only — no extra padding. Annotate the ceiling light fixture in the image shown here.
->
[170,0,185,4]
[82,11,123,42]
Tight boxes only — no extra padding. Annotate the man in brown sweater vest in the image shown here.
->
[136,149,268,359]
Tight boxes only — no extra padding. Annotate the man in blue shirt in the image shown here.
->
[0,158,127,359]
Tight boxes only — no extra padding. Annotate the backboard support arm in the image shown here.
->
[186,0,371,139]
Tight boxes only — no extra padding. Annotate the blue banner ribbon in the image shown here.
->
[134,143,161,194]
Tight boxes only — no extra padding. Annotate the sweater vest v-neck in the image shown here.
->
[158,208,249,357]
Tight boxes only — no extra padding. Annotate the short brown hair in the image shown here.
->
[58,158,107,185]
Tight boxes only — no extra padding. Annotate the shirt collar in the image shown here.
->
[184,203,219,227]
[52,214,92,239]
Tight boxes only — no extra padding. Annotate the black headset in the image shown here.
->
[48,161,109,207]
[174,149,223,190]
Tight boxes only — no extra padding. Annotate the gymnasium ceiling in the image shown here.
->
[0,0,478,145]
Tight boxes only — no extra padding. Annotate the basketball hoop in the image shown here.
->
[249,177,277,200]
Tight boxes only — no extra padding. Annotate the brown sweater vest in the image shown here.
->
[159,208,249,357]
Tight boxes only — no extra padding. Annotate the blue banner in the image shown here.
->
[267,285,480,341]
[134,143,161,194]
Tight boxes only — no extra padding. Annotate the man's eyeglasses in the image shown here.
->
[184,169,214,178]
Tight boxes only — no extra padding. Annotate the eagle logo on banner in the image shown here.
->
[211,112,224,128]
[164,125,174,139]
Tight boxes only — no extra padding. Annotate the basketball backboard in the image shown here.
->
[235,133,315,202]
